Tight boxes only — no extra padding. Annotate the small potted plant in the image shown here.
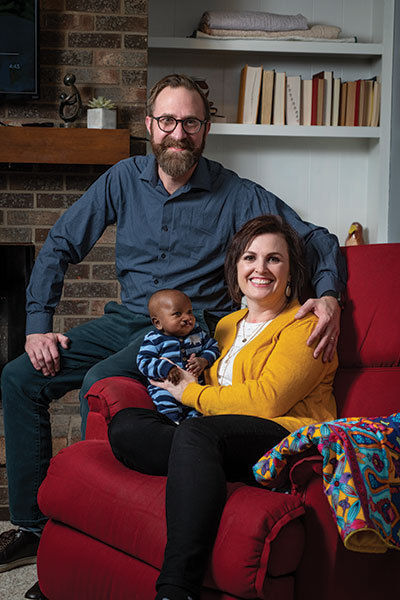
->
[87,96,117,129]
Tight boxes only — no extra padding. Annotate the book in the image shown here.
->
[345,81,357,126]
[364,79,374,126]
[358,79,367,126]
[272,71,286,125]
[286,75,301,125]
[301,79,312,126]
[237,65,263,124]
[311,76,319,125]
[312,71,333,125]
[323,71,333,125]
[362,76,378,126]
[370,80,381,127]
[331,77,341,126]
[339,82,348,126]
[354,79,362,126]
[260,69,275,125]
[311,73,325,126]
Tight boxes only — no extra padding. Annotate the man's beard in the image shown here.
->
[151,133,206,178]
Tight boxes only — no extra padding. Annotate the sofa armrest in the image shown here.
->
[39,441,306,600]
[85,376,154,440]
[289,455,323,492]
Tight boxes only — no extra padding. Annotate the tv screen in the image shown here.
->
[0,0,39,100]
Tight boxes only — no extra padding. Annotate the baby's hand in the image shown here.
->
[186,354,208,377]
[167,366,182,385]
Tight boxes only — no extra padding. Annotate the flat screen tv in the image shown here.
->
[0,0,39,100]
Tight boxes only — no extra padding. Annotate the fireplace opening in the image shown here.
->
[0,244,34,403]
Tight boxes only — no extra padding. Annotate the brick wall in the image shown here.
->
[0,0,148,357]
[0,0,148,517]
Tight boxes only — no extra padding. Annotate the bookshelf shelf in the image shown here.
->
[209,124,381,138]
[149,37,383,58]
[148,0,400,244]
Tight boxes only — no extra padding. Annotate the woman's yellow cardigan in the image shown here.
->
[182,300,337,433]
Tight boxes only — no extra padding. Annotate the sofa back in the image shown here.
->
[334,243,400,419]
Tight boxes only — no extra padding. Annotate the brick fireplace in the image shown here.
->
[0,0,148,517]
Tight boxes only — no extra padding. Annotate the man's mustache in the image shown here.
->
[161,138,194,151]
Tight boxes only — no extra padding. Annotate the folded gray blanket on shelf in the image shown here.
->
[199,10,308,32]
[197,24,342,40]
[196,31,356,43]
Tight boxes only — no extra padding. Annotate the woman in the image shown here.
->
[108,215,337,600]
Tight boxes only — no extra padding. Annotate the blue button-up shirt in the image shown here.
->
[26,155,347,334]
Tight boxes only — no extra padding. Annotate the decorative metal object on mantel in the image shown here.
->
[191,76,226,123]
[87,96,117,129]
[58,73,83,127]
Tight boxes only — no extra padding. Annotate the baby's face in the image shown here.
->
[154,295,196,337]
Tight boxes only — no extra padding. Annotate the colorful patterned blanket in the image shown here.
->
[253,413,400,553]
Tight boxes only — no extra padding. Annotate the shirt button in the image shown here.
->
[154,279,159,285]
[162,225,168,231]
[161,253,166,259]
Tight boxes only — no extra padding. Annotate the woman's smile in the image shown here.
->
[248,276,274,286]
[237,232,290,311]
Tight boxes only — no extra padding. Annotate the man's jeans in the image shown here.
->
[1,302,210,528]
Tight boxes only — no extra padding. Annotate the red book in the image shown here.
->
[311,77,319,125]
[311,71,325,126]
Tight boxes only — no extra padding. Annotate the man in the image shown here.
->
[0,74,346,595]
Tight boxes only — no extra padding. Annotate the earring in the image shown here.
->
[285,281,291,298]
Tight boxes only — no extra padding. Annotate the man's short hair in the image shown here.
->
[147,73,211,121]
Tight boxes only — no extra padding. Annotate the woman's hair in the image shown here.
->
[147,73,211,122]
[224,215,308,305]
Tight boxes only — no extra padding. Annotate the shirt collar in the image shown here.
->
[188,157,212,192]
[139,155,212,193]
[139,155,159,186]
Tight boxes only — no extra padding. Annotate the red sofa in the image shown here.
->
[37,243,400,600]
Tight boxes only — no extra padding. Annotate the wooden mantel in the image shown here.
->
[0,127,131,165]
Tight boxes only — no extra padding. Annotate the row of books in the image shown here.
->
[237,65,381,127]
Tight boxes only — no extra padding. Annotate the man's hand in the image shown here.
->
[25,333,70,377]
[295,296,340,363]
[186,354,209,377]
[167,365,182,385]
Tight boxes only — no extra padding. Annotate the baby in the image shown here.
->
[137,289,220,423]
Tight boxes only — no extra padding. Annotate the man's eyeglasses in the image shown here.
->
[151,115,208,135]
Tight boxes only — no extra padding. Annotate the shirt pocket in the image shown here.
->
[175,203,230,260]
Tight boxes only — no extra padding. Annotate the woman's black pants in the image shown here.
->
[108,409,289,599]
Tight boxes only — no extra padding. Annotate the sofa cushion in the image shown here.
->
[38,440,305,598]
[38,521,259,600]
[339,244,400,369]
[38,520,164,600]
[333,366,400,418]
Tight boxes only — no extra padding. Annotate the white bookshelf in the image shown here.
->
[149,37,383,57]
[208,124,380,138]
[148,0,400,245]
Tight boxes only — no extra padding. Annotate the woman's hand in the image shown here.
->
[150,367,197,402]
